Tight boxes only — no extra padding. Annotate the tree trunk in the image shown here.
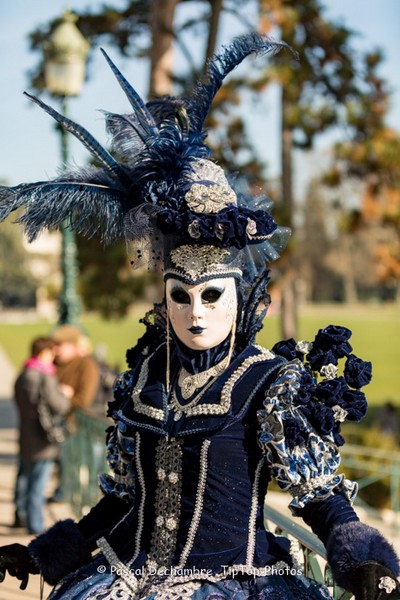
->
[342,235,358,303]
[280,265,298,339]
[394,279,400,303]
[280,90,298,339]
[204,0,224,65]
[149,0,179,97]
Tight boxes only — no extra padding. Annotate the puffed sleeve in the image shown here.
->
[257,325,370,515]
[257,358,357,514]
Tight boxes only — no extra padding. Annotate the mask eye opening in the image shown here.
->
[170,289,191,304]
[201,288,223,304]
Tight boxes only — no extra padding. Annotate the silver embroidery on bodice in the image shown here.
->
[148,438,183,570]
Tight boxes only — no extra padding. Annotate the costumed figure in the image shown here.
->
[0,33,399,600]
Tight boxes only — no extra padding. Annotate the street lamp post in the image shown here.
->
[43,10,90,325]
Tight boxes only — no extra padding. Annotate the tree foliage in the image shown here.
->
[322,49,400,297]
[76,235,160,319]
[255,0,400,326]
[27,0,253,94]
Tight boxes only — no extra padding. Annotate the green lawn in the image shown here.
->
[259,303,400,406]
[0,303,398,406]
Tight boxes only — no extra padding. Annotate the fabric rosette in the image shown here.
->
[271,325,371,447]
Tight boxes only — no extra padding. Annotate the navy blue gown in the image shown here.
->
[47,340,359,599]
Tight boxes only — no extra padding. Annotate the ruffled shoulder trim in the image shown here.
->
[107,368,135,418]
[271,324,371,445]
[257,325,372,514]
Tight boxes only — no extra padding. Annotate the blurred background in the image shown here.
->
[0,0,399,406]
[0,7,399,593]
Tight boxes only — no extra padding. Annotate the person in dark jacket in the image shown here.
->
[13,337,73,534]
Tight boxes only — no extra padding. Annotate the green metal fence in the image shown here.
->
[62,409,110,517]
[341,443,400,519]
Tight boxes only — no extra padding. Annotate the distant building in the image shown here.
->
[23,231,61,319]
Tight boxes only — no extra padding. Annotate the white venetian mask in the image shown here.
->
[165,277,237,351]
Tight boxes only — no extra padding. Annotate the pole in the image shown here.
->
[58,96,81,325]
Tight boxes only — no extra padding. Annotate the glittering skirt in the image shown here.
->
[47,555,333,600]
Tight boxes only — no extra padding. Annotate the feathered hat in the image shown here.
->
[0,32,293,285]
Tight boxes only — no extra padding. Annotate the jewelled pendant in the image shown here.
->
[174,410,183,421]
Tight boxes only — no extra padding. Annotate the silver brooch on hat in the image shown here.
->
[378,576,397,593]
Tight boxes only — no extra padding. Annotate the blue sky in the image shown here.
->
[0,0,399,187]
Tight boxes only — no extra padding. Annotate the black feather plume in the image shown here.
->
[103,111,149,164]
[24,92,129,184]
[100,48,159,136]
[187,32,294,133]
[0,167,125,243]
[0,32,294,257]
